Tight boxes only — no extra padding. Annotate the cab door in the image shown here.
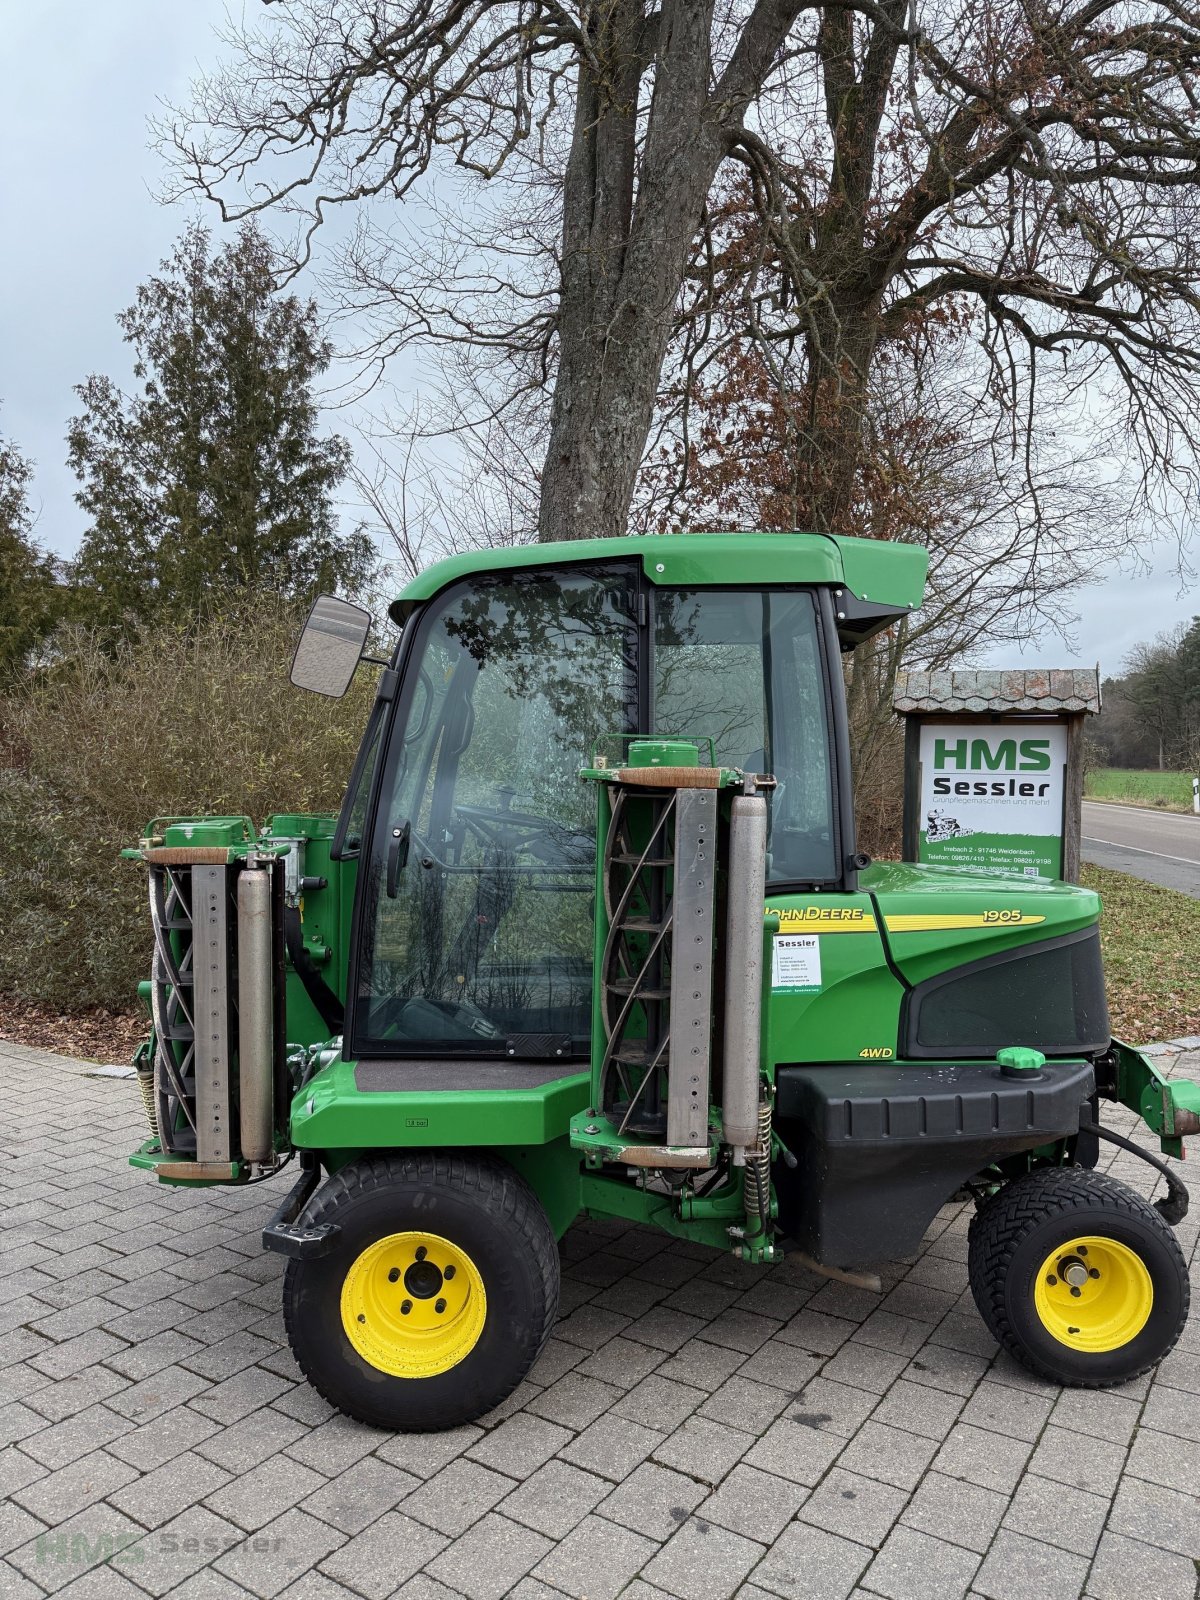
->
[350,562,639,1057]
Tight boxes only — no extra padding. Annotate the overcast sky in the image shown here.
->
[1,0,1195,678]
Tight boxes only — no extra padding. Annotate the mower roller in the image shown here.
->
[127,533,1200,1430]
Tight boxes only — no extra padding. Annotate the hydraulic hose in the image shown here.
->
[1080,1119,1190,1225]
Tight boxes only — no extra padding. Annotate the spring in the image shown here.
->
[743,1095,773,1224]
[136,1065,158,1140]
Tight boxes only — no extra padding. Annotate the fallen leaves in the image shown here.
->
[1083,864,1200,1045]
[0,998,145,1064]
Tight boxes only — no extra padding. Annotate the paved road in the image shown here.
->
[1082,800,1200,898]
[2,1037,1199,1600]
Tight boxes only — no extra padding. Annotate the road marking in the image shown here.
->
[1082,800,1200,823]
[1082,836,1200,868]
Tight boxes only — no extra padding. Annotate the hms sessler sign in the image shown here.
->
[918,724,1067,879]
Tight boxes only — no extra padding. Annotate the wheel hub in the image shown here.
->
[404,1259,444,1299]
[1033,1235,1153,1353]
[340,1230,487,1377]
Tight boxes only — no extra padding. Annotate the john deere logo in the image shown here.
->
[768,905,878,933]
[932,737,1053,798]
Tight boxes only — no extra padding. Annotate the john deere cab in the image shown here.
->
[128,533,1200,1430]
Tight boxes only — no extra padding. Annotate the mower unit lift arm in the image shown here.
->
[1105,1038,1200,1159]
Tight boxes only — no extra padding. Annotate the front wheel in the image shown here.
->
[968,1167,1189,1388]
[283,1152,560,1430]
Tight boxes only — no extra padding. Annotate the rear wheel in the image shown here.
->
[968,1167,1189,1387]
[283,1152,560,1430]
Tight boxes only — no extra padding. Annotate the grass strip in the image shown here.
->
[1084,863,1200,1043]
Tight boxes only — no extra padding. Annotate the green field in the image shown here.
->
[1085,768,1195,811]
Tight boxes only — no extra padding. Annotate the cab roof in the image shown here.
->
[390,531,928,647]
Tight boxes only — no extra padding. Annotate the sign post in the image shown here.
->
[894,670,1101,884]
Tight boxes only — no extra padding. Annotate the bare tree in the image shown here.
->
[349,398,540,581]
[638,318,1130,851]
[657,0,1200,541]
[646,323,1125,642]
[164,0,818,543]
[167,0,1200,554]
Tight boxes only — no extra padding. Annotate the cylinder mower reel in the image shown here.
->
[140,829,283,1182]
[124,533,1198,1431]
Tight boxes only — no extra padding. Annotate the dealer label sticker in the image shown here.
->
[772,933,822,992]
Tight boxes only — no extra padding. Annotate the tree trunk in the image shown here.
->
[537,0,817,542]
[540,0,724,542]
[794,302,881,533]
[781,5,899,534]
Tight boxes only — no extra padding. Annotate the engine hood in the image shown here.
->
[861,860,1101,986]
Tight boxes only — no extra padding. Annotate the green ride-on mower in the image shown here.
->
[128,533,1200,1430]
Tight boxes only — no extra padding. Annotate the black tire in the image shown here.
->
[968,1167,1189,1388]
[283,1151,560,1430]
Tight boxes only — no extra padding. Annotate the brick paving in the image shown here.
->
[1,1035,1198,1600]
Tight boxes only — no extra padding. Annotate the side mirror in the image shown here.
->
[291,594,373,698]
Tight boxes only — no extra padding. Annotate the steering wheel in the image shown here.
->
[454,793,592,867]
[456,801,552,839]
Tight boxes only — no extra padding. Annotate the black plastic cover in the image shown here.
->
[774,1057,1096,1267]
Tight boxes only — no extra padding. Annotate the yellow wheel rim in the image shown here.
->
[1032,1235,1153,1353]
[340,1230,487,1378]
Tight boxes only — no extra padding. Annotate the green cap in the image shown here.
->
[997,1046,1046,1078]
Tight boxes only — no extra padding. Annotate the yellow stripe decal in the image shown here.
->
[883,912,1047,932]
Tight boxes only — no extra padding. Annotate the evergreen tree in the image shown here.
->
[68,222,371,626]
[1097,624,1200,771]
[0,422,62,676]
